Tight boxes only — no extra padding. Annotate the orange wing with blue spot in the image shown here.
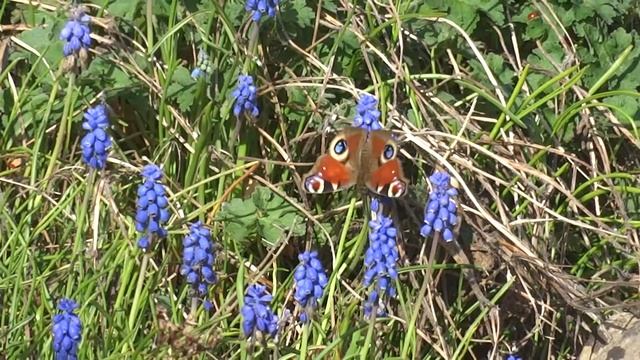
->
[302,128,366,193]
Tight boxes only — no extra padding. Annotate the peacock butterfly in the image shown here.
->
[302,127,408,197]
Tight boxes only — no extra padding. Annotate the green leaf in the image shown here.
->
[220,197,258,219]
[84,57,136,90]
[486,53,514,85]
[604,95,639,121]
[576,0,617,24]
[12,92,52,132]
[322,0,338,13]
[461,0,503,24]
[219,187,304,248]
[152,0,172,16]
[252,186,274,209]
[283,0,315,28]
[15,26,62,70]
[468,53,514,89]
[172,65,194,86]
[253,187,305,247]
[166,66,196,112]
[223,1,245,26]
[581,27,640,90]
[524,16,547,40]
[342,31,359,50]
[225,221,254,244]
[604,27,632,57]
[257,218,285,247]
[526,37,564,76]
[417,0,482,46]
[219,198,258,244]
[107,0,142,21]
[447,0,480,33]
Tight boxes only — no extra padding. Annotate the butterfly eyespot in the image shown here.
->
[380,143,396,163]
[334,140,347,154]
[329,137,349,161]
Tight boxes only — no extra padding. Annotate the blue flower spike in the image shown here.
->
[232,74,260,118]
[80,104,111,170]
[363,198,399,317]
[353,93,382,132]
[180,221,217,308]
[506,355,523,360]
[294,250,328,323]
[420,171,459,242]
[191,68,204,80]
[135,164,170,251]
[191,49,212,80]
[241,284,278,339]
[52,298,82,360]
[60,8,92,57]
[245,0,279,22]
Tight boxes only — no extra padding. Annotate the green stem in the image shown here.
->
[489,65,529,140]
[189,296,198,322]
[66,169,96,294]
[146,0,154,52]
[246,23,260,70]
[43,73,75,190]
[299,322,310,360]
[336,197,357,268]
[185,114,213,186]
[360,309,377,360]
[400,273,429,357]
[128,251,151,330]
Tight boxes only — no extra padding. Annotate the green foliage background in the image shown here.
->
[1,0,639,358]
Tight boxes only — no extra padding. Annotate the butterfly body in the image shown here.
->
[303,127,407,197]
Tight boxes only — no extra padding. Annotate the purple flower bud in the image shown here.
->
[60,9,91,57]
[242,284,278,338]
[80,104,111,170]
[181,221,217,308]
[353,93,383,132]
[135,164,170,250]
[246,0,278,21]
[363,198,399,317]
[294,250,328,323]
[232,75,260,118]
[421,171,459,243]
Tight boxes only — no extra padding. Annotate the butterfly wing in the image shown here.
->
[303,128,366,194]
[362,130,408,197]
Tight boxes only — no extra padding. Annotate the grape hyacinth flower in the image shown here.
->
[180,221,217,310]
[59,9,91,57]
[420,171,458,242]
[241,284,278,339]
[506,355,523,360]
[294,250,328,323]
[191,49,212,80]
[353,93,382,132]
[232,74,259,118]
[363,199,399,317]
[80,104,111,170]
[135,164,170,251]
[52,298,82,360]
[191,68,204,80]
[245,0,279,22]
